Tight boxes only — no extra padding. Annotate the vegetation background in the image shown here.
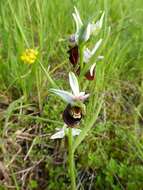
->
[0,0,143,189]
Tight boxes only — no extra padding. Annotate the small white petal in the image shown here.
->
[50,128,65,139]
[50,89,74,104]
[71,128,81,136]
[89,23,97,33]
[80,94,90,101]
[69,34,78,44]
[89,12,105,36]
[69,34,76,43]
[50,128,81,139]
[79,91,85,96]
[69,72,79,96]
[91,39,102,56]
[90,63,96,76]
[83,48,91,63]
[82,23,91,42]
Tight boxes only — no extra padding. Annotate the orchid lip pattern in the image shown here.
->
[63,104,82,127]
[50,72,89,105]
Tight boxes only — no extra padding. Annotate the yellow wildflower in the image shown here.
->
[20,49,38,64]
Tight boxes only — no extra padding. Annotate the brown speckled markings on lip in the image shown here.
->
[63,104,82,127]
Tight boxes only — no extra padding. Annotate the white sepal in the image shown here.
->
[79,91,85,96]
[91,39,102,56]
[72,7,83,34]
[50,72,89,103]
[50,128,65,139]
[71,128,81,136]
[69,72,79,96]
[79,94,90,101]
[50,127,81,140]
[50,89,74,104]
[83,48,91,63]
[91,12,105,34]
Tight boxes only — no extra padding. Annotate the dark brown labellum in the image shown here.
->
[68,46,79,66]
[85,69,95,80]
[63,104,82,127]
[76,67,95,80]
[68,45,95,80]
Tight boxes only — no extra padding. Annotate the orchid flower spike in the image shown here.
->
[50,125,81,139]
[50,72,89,105]
[70,7,104,44]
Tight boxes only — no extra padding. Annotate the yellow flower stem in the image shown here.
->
[68,128,76,190]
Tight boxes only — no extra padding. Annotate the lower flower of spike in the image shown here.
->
[63,104,82,127]
[76,65,96,81]
[85,63,96,80]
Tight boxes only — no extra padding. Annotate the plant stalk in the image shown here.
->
[79,44,84,70]
[68,128,76,190]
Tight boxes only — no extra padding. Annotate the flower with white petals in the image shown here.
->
[70,7,104,44]
[89,12,105,34]
[82,39,103,80]
[83,39,103,63]
[50,72,89,126]
[50,72,89,105]
[50,125,81,139]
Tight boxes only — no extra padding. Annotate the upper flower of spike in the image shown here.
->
[50,72,89,105]
[70,7,104,44]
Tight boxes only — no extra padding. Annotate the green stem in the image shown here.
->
[68,128,76,190]
[79,44,84,70]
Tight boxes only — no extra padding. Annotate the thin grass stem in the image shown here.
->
[38,61,57,88]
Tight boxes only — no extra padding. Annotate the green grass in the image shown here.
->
[0,0,143,189]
